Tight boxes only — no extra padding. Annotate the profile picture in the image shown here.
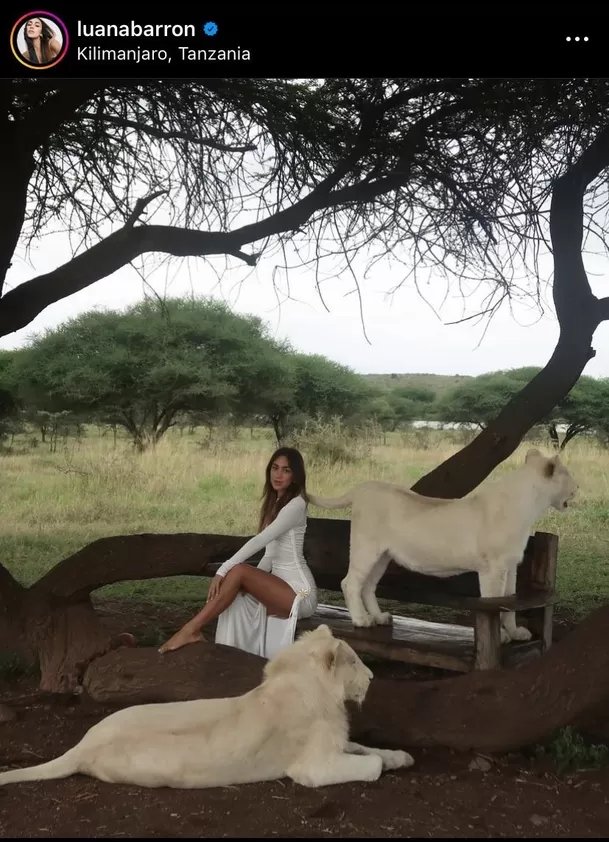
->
[10,12,69,70]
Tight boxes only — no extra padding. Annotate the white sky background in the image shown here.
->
[3,206,609,379]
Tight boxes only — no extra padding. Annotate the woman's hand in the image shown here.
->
[206,574,224,603]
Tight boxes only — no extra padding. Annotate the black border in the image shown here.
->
[1,10,606,78]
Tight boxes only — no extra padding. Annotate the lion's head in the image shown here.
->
[525,448,579,512]
[263,624,373,706]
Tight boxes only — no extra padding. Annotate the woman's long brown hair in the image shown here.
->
[23,18,57,64]
[258,447,308,531]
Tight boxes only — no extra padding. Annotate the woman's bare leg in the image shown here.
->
[158,565,297,654]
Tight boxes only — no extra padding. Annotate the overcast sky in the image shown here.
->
[3,227,609,379]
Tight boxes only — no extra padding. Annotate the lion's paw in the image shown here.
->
[380,749,414,771]
[351,613,376,628]
[364,754,384,781]
[508,625,532,642]
[372,611,392,626]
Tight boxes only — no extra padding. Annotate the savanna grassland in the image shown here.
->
[1,423,608,624]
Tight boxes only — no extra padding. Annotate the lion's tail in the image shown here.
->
[307,490,354,509]
[0,746,81,786]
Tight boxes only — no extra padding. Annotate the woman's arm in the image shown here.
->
[214,496,306,579]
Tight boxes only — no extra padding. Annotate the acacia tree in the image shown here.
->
[4,78,609,691]
[367,386,436,433]
[437,368,604,450]
[11,296,295,451]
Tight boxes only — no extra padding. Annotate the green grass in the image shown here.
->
[0,424,608,620]
[536,726,609,774]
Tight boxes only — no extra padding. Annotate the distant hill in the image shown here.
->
[363,372,473,395]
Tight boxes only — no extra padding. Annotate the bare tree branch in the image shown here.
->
[77,113,258,152]
[0,91,474,339]
[125,190,169,228]
[412,120,609,498]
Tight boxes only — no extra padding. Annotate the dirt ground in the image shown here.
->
[1,600,609,839]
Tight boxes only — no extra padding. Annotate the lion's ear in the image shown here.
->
[525,448,542,466]
[321,638,342,671]
[544,455,559,478]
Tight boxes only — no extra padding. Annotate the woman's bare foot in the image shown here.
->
[158,626,205,654]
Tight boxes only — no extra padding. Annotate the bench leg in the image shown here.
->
[527,604,554,654]
[473,612,501,670]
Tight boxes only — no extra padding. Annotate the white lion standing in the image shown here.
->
[309,449,578,641]
[0,625,413,790]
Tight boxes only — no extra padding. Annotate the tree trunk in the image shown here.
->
[0,566,28,660]
[0,524,355,692]
[561,423,585,451]
[83,639,264,705]
[82,604,609,754]
[0,138,35,294]
[270,415,284,445]
[548,423,560,450]
[350,602,609,753]
[412,327,597,498]
[23,592,115,693]
[0,566,117,693]
[0,532,262,692]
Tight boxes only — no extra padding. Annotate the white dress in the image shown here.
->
[214,495,318,659]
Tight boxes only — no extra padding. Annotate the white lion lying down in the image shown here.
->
[0,625,413,790]
[309,449,578,641]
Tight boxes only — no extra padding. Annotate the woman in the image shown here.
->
[21,17,61,65]
[158,447,318,659]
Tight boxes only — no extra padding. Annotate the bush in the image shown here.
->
[401,428,434,450]
[287,416,378,466]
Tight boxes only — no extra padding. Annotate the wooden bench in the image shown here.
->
[207,517,558,672]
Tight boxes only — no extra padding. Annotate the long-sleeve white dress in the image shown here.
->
[213,495,318,659]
